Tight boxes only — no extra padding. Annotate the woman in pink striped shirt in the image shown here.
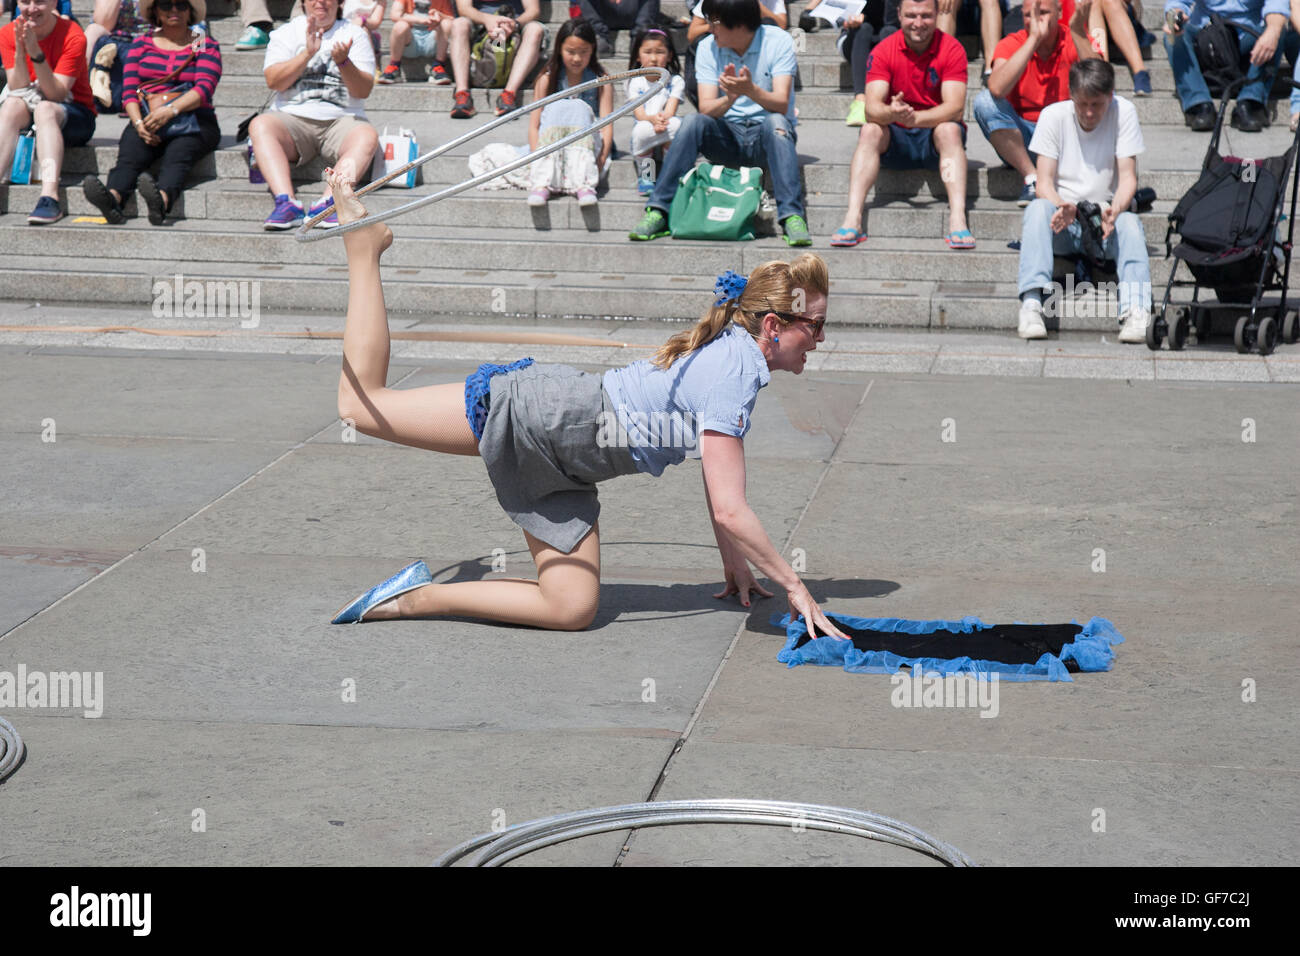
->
[81,0,222,225]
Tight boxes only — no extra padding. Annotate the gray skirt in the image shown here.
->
[479,363,640,554]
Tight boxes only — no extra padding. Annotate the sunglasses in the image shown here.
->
[155,0,191,10]
[769,311,826,337]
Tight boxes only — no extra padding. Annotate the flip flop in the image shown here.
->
[945,229,976,250]
[830,227,866,247]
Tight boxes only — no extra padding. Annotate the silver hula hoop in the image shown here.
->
[294,66,668,240]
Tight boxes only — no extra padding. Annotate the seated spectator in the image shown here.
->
[833,0,971,248]
[628,0,810,246]
[684,0,784,105]
[249,0,379,229]
[578,0,663,58]
[348,1,386,57]
[801,0,887,126]
[84,0,153,67]
[1016,59,1150,340]
[379,0,453,82]
[447,0,547,118]
[0,0,97,225]
[1164,0,1288,131]
[938,0,1005,71]
[1095,0,1156,94]
[82,0,221,226]
[626,24,685,194]
[976,0,1095,206]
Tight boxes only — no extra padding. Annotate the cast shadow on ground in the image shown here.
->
[423,544,901,632]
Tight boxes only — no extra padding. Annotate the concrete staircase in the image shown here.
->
[2,0,1297,329]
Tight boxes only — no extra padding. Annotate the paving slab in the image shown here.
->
[620,741,1299,866]
[0,715,668,866]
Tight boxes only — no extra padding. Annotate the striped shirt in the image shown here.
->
[122,35,223,110]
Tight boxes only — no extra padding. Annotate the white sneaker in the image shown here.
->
[1118,306,1150,343]
[1018,298,1047,339]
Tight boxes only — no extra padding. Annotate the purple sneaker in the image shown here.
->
[308,196,339,229]
[263,193,304,231]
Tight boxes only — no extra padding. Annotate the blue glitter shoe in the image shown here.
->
[331,560,433,624]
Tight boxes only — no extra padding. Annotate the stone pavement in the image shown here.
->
[1,304,1297,866]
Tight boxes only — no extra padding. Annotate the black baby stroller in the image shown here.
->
[1148,78,1300,355]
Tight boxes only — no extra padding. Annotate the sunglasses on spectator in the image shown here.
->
[155,0,192,10]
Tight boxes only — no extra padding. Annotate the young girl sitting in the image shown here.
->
[626,26,684,197]
[526,17,611,208]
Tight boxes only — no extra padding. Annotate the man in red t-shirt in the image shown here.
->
[833,0,972,248]
[1,0,97,224]
[974,0,1095,206]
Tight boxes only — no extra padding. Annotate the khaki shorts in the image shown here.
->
[272,112,370,166]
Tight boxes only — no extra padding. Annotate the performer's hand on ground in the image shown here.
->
[714,562,774,608]
[327,167,392,252]
[787,581,849,641]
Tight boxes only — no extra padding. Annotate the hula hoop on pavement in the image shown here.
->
[294,67,669,240]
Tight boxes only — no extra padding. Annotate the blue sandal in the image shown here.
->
[945,229,976,250]
[830,227,866,247]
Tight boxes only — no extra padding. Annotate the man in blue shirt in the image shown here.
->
[628,0,811,245]
[1163,0,1289,131]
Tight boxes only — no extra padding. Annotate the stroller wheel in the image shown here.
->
[1146,308,1165,350]
[1257,315,1278,356]
[1234,315,1253,354]
[1168,308,1189,351]
[1283,309,1299,344]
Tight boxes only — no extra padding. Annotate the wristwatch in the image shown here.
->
[30,50,46,64]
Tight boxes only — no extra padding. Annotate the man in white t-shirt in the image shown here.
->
[249,0,379,230]
[1016,58,1151,342]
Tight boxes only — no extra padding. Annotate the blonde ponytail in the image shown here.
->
[650,254,830,370]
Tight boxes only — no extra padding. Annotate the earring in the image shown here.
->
[773,335,780,344]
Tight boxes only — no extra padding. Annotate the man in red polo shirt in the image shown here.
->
[832,0,972,249]
[0,0,97,225]
[975,0,1096,206]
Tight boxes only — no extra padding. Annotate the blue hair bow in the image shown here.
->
[713,270,748,306]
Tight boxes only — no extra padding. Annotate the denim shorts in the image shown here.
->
[881,122,966,171]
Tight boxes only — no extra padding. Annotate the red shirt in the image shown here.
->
[0,16,95,113]
[865,28,967,112]
[991,21,1079,122]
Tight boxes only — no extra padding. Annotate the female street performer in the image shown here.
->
[327,168,847,640]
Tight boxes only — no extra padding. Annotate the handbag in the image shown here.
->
[669,163,763,241]
[138,39,201,138]
[236,92,276,143]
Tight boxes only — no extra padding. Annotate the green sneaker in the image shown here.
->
[845,99,866,127]
[236,25,269,51]
[782,214,812,247]
[629,207,669,241]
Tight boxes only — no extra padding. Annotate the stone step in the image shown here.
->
[195,74,1288,125]
[4,179,1183,241]
[0,217,1208,290]
[44,145,1223,202]
[0,252,1191,332]
[212,42,1187,96]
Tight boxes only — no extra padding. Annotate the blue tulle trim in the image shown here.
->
[772,611,1125,683]
[463,358,535,440]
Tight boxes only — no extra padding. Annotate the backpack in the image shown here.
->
[90,33,137,114]
[1194,14,1257,98]
[470,28,519,88]
[669,164,763,241]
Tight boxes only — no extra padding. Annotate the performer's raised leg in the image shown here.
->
[331,169,479,456]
